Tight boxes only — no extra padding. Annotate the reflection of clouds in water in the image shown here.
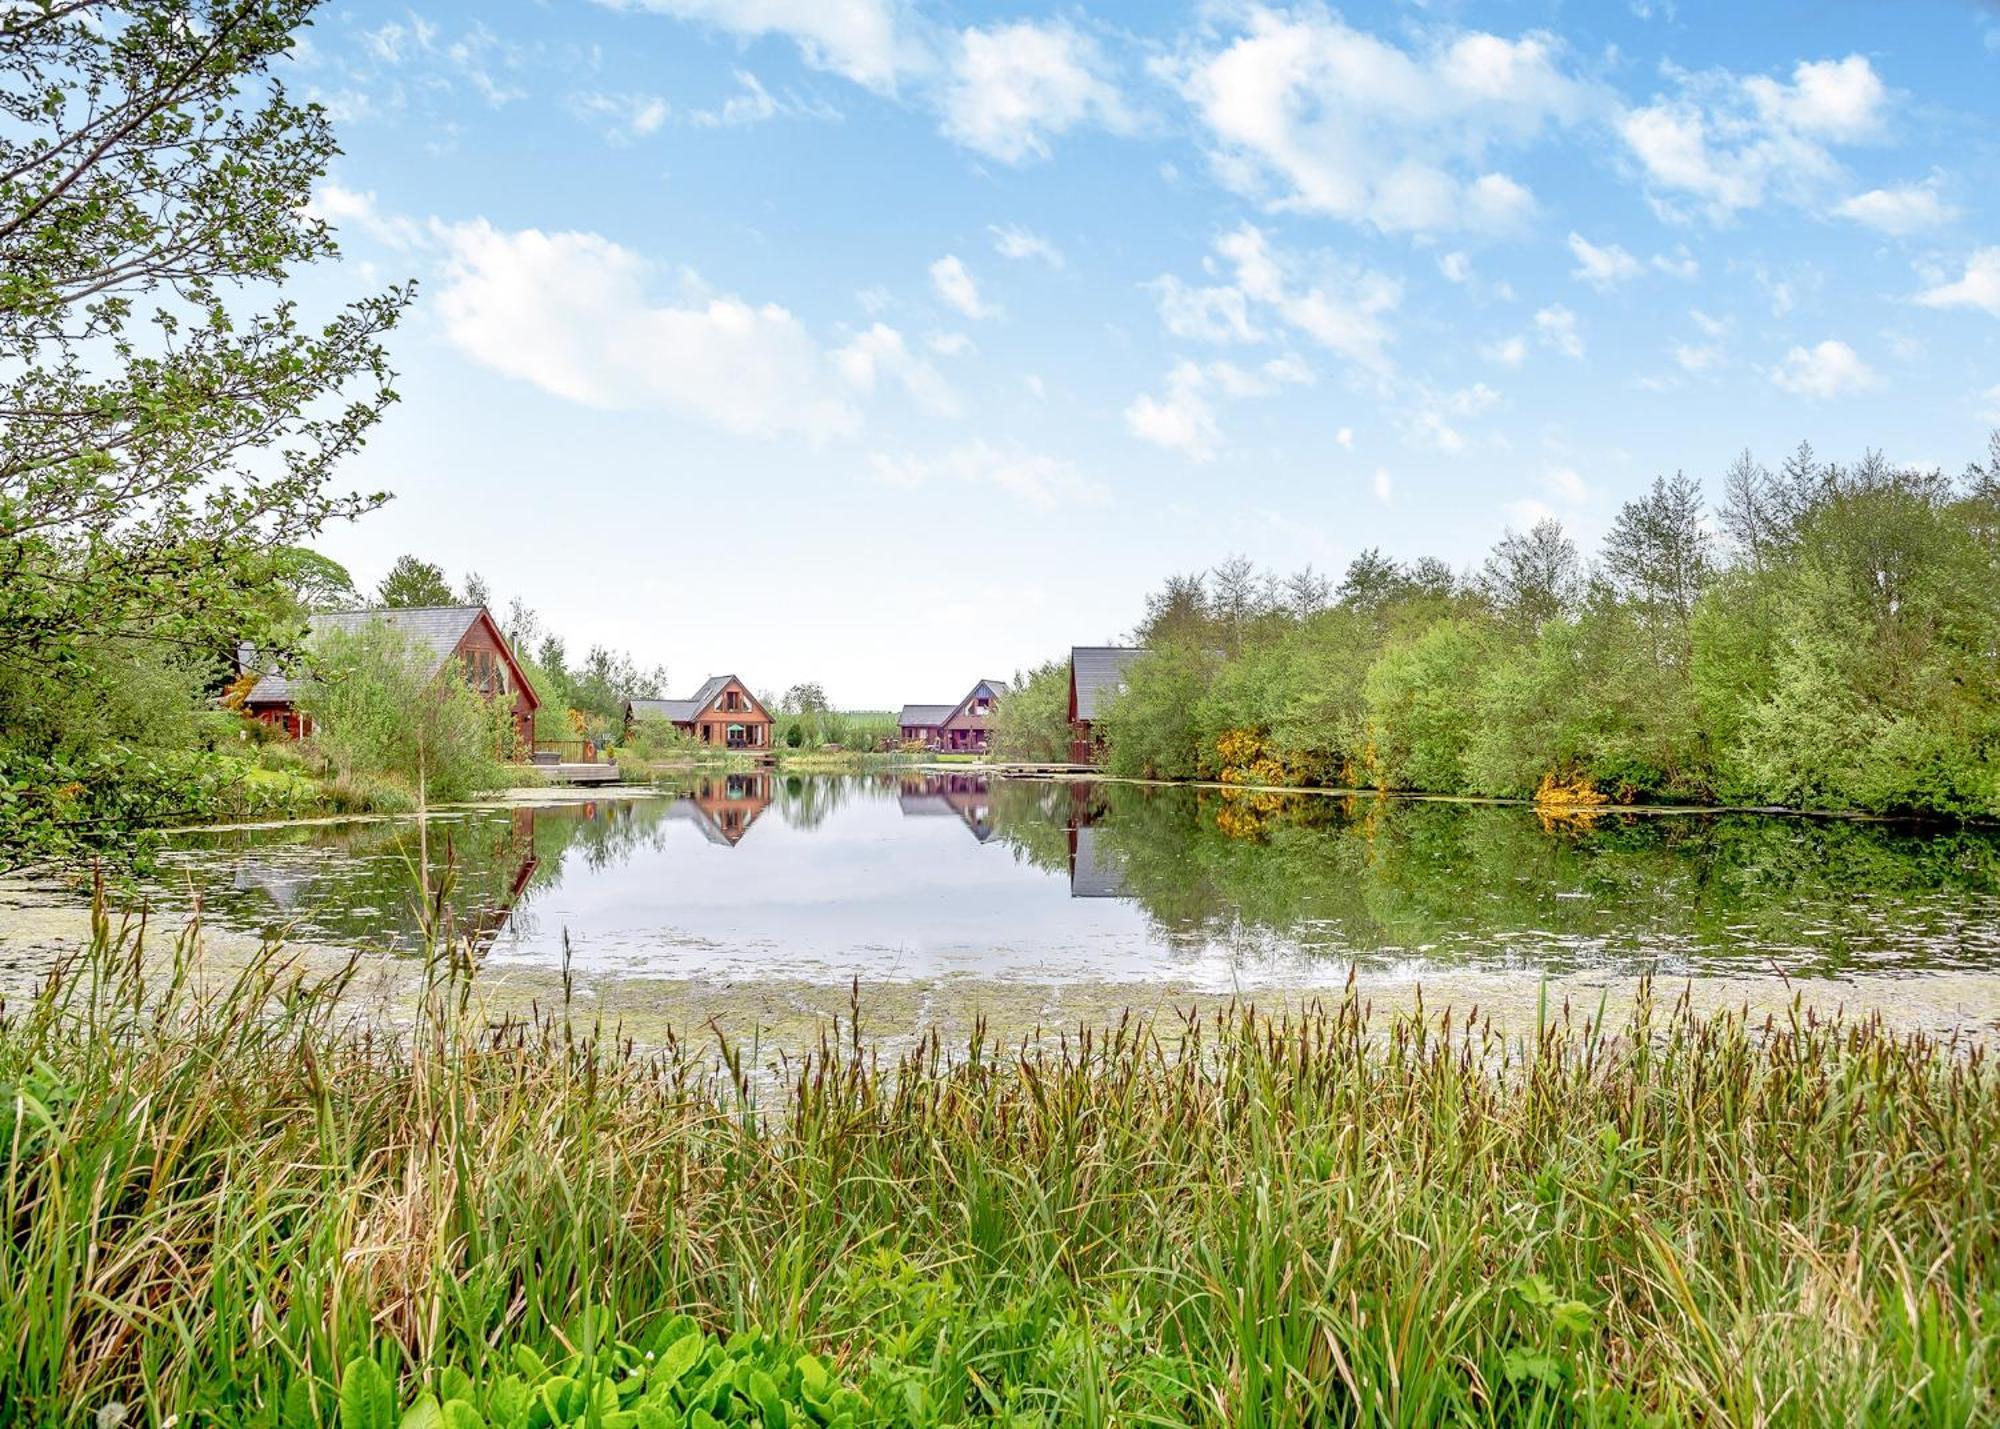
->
[137,778,2000,987]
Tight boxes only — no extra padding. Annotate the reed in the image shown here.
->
[1,894,1994,1426]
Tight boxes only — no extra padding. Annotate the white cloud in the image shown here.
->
[1125,356,1311,462]
[602,0,919,92]
[435,218,858,439]
[869,440,1108,510]
[990,223,1065,268]
[570,90,671,140]
[1146,274,1262,343]
[1372,467,1393,504]
[1743,55,1885,141]
[833,323,962,417]
[1770,339,1879,398]
[1142,225,1399,371]
[1215,224,1401,369]
[929,254,999,319]
[1439,251,1473,283]
[927,331,972,356]
[1673,340,1723,372]
[1914,249,2000,317]
[856,286,893,315]
[1620,54,1890,220]
[692,69,841,127]
[307,183,425,250]
[1336,425,1354,449]
[1543,464,1590,502]
[1836,182,1956,235]
[1652,246,1699,279]
[1485,334,1526,367]
[941,20,1129,163]
[1568,232,1642,290]
[1405,381,1500,453]
[1125,367,1221,461]
[1163,8,1586,233]
[1670,308,1728,372]
[1534,304,1584,358]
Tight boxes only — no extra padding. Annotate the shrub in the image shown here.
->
[329,1318,870,1429]
[299,622,510,805]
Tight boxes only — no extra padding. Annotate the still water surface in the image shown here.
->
[144,771,2000,990]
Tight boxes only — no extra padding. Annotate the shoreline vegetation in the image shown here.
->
[993,443,2000,826]
[2,900,1994,1425]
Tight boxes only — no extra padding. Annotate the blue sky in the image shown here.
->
[285,0,2000,708]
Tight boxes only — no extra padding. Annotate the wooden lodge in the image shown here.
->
[237,605,539,750]
[628,675,774,749]
[897,679,1007,753]
[1067,646,1146,765]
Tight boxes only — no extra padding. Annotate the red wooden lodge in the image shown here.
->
[237,605,539,751]
[898,679,1007,753]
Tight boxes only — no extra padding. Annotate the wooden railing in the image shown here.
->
[530,738,602,765]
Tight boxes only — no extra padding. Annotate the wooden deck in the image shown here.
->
[538,761,622,785]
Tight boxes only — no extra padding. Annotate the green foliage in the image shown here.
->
[0,743,320,868]
[375,556,460,610]
[988,661,1069,762]
[298,622,509,804]
[0,0,408,707]
[1085,438,2000,817]
[1364,618,1488,793]
[1098,644,1213,779]
[332,1317,869,1429]
[774,710,896,752]
[2,906,1995,1424]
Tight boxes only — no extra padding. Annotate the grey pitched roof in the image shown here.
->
[631,676,756,726]
[1069,646,1148,721]
[244,606,486,705]
[629,697,702,724]
[898,704,955,726]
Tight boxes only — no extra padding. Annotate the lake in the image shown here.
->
[127,770,2000,994]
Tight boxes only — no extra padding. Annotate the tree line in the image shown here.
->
[1000,436,2000,820]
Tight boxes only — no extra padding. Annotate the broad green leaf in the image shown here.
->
[339,1358,396,1429]
[748,1368,786,1429]
[652,1331,703,1392]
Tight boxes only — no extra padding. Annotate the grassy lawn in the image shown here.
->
[2,907,1994,1426]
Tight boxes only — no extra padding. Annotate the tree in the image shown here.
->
[297,620,508,804]
[265,547,361,614]
[1602,473,1714,631]
[1481,519,1583,631]
[0,0,409,727]
[990,660,1071,761]
[462,571,492,608]
[1284,565,1331,617]
[782,682,830,714]
[1208,554,1260,647]
[1135,572,1209,647]
[1336,548,1409,613]
[376,555,456,608]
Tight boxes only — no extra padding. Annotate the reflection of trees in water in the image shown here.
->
[995,781,2000,975]
[170,779,2000,976]
[774,772,879,830]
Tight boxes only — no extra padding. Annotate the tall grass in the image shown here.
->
[1,894,1995,1425]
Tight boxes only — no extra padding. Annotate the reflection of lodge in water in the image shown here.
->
[1065,784,1129,899]
[225,805,543,952]
[895,772,995,842]
[668,772,774,846]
